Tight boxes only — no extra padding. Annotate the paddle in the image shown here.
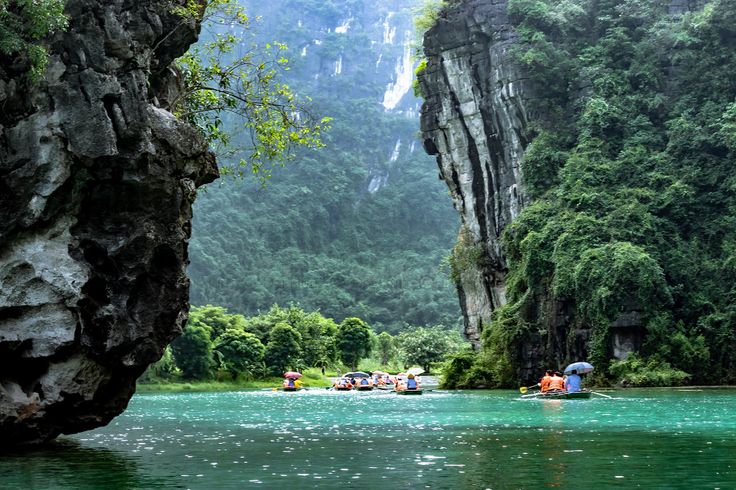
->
[519,384,539,394]
[590,391,614,399]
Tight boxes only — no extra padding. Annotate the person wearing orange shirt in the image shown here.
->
[548,371,565,391]
[538,370,553,392]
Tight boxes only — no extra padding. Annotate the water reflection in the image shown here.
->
[0,439,176,489]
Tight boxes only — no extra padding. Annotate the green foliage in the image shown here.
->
[609,354,691,387]
[397,325,466,373]
[336,317,373,370]
[140,346,178,382]
[0,0,68,82]
[447,228,486,285]
[173,0,329,182]
[463,0,736,384]
[376,331,397,365]
[189,305,246,341]
[264,322,303,375]
[189,1,460,332]
[214,329,265,379]
[153,304,346,383]
[171,324,215,379]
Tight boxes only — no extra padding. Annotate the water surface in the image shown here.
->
[3,388,735,489]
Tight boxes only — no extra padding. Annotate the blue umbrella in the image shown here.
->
[564,361,594,374]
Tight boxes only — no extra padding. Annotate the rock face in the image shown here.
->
[0,0,217,444]
[418,0,531,349]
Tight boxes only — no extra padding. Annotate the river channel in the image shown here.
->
[2,388,735,489]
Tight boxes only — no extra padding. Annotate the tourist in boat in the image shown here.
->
[538,370,553,392]
[548,371,565,392]
[285,378,296,389]
[360,378,370,387]
[565,369,581,393]
[406,374,419,390]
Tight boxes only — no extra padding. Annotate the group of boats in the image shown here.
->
[280,370,425,395]
[331,370,424,395]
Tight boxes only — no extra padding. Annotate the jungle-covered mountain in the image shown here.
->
[188,0,460,332]
[420,0,736,386]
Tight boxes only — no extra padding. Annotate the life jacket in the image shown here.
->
[548,375,565,391]
[540,375,552,392]
[407,378,417,389]
[361,378,368,385]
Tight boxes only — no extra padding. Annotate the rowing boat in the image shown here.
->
[396,389,423,395]
[521,390,592,400]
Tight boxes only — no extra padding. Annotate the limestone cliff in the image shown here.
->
[419,0,531,349]
[0,0,217,444]
[420,0,717,383]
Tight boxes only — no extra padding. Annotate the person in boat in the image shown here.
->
[538,370,553,393]
[406,373,418,390]
[360,378,369,387]
[285,378,295,389]
[548,371,565,392]
[564,369,581,393]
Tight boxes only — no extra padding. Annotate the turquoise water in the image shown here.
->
[2,388,735,489]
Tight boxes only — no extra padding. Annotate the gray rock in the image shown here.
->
[419,0,530,351]
[0,0,217,444]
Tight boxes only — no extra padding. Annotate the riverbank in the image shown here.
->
[137,368,334,392]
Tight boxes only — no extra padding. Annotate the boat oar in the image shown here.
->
[519,384,539,394]
[590,391,613,399]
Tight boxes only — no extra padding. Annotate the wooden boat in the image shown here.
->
[396,389,423,395]
[521,390,592,400]
[355,385,374,391]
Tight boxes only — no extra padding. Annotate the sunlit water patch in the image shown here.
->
[2,389,736,488]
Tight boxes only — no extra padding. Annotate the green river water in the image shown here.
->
[2,388,735,489]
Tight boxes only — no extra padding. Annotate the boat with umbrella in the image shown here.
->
[519,362,597,399]
[344,371,374,391]
[282,371,303,392]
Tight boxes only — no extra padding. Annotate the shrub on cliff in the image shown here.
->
[0,0,68,81]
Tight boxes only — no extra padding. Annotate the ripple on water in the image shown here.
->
[0,389,733,489]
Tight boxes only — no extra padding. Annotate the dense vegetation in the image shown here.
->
[188,0,461,332]
[141,304,466,385]
[0,0,67,81]
[443,0,736,387]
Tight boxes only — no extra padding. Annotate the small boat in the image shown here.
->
[355,385,374,391]
[281,387,303,392]
[521,390,592,400]
[396,389,423,395]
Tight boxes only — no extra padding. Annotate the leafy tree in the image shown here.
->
[335,317,373,370]
[0,0,68,82]
[172,0,329,181]
[376,331,396,365]
[214,329,265,379]
[189,304,246,341]
[140,346,178,382]
[171,324,214,379]
[264,322,302,375]
[398,326,465,373]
